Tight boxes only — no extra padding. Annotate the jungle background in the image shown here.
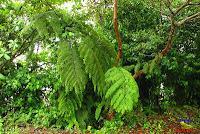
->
[0,0,200,133]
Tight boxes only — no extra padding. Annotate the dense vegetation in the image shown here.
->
[0,0,200,133]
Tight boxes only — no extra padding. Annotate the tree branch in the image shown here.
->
[0,29,36,72]
[133,18,176,78]
[161,19,176,56]
[113,0,122,66]
[176,12,200,26]
[133,0,199,79]
[188,2,200,6]
[159,0,163,32]
[174,0,192,15]
[164,0,174,15]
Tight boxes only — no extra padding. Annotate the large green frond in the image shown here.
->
[31,11,63,37]
[58,41,87,94]
[58,90,82,128]
[78,33,116,95]
[105,67,139,114]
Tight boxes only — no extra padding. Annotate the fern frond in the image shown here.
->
[78,34,116,95]
[32,11,116,95]
[32,11,63,37]
[95,100,105,120]
[32,16,49,37]
[32,11,116,96]
[58,91,82,117]
[47,13,62,36]
[58,41,87,94]
[58,90,82,128]
[105,67,139,114]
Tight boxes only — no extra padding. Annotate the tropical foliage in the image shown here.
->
[0,0,200,133]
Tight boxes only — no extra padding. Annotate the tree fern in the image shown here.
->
[29,9,140,126]
[105,67,139,114]
[58,41,87,94]
[32,12,116,96]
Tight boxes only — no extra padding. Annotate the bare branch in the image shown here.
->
[133,0,199,79]
[176,12,200,26]
[164,0,174,15]
[161,23,176,56]
[188,2,200,6]
[174,0,192,15]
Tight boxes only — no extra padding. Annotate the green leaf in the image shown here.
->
[143,63,149,73]
[123,64,135,71]
[4,54,10,60]
[134,63,141,72]
[105,67,139,114]
[58,41,87,94]
[79,34,116,95]
[0,73,6,80]
[95,101,105,120]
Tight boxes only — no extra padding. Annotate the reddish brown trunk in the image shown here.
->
[161,22,176,56]
[113,0,122,65]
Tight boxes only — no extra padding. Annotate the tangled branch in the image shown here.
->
[133,0,200,79]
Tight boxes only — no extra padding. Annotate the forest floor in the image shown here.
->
[5,106,200,134]
[122,106,200,134]
[126,114,200,134]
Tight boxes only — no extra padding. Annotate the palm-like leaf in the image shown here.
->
[58,41,87,94]
[105,67,139,114]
